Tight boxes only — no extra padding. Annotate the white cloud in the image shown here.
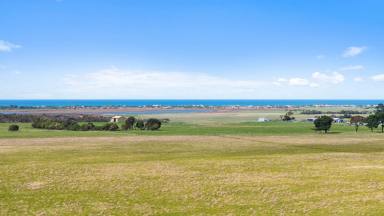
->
[371,74,384,81]
[353,77,364,82]
[309,83,319,88]
[0,40,21,52]
[288,78,310,86]
[340,65,365,71]
[274,77,318,87]
[63,67,269,98]
[312,72,344,84]
[316,55,326,60]
[342,46,366,58]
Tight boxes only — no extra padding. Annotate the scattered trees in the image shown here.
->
[314,116,333,133]
[8,124,19,131]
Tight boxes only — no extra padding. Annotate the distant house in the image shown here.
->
[110,116,126,123]
[333,118,344,123]
[306,118,317,122]
[257,117,271,122]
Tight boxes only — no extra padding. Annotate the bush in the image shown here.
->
[80,122,96,131]
[108,123,119,131]
[98,123,119,131]
[8,124,19,131]
[136,119,145,130]
[145,118,162,130]
[66,122,81,131]
[122,116,136,130]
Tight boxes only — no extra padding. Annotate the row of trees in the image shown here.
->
[31,116,162,131]
[31,117,120,131]
[314,104,384,133]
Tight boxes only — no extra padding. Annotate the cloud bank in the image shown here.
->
[0,40,21,52]
[63,68,268,98]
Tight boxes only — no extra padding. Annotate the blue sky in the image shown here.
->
[0,0,383,99]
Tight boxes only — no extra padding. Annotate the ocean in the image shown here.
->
[0,99,383,107]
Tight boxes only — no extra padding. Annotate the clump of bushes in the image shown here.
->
[135,119,145,130]
[281,111,295,121]
[145,118,162,130]
[122,116,137,130]
[122,117,162,131]
[8,124,19,131]
[80,122,96,131]
[95,123,119,131]
[30,116,163,132]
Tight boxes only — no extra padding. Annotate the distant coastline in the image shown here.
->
[0,99,383,108]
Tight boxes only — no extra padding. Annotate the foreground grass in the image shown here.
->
[1,135,384,215]
[0,121,379,138]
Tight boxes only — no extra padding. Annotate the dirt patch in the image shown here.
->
[26,181,46,190]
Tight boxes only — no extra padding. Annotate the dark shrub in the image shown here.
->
[136,119,145,130]
[80,122,96,131]
[99,123,119,131]
[108,123,119,131]
[8,124,19,131]
[123,116,136,130]
[66,122,81,131]
[145,118,162,130]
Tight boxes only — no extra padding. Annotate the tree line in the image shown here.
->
[30,116,162,131]
[314,104,384,133]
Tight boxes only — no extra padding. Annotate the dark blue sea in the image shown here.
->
[0,100,382,107]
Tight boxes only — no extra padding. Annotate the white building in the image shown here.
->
[257,117,271,122]
[110,116,127,123]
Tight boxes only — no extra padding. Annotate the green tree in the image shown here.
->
[375,103,384,114]
[8,124,19,131]
[376,112,384,133]
[365,115,379,132]
[314,116,333,133]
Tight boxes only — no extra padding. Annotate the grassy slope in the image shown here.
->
[1,112,384,215]
[1,135,384,215]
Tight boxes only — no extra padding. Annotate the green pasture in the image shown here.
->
[0,121,379,138]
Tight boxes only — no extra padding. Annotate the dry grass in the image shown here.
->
[1,135,384,215]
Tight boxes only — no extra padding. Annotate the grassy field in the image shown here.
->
[1,113,384,215]
[1,135,384,215]
[0,121,378,138]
